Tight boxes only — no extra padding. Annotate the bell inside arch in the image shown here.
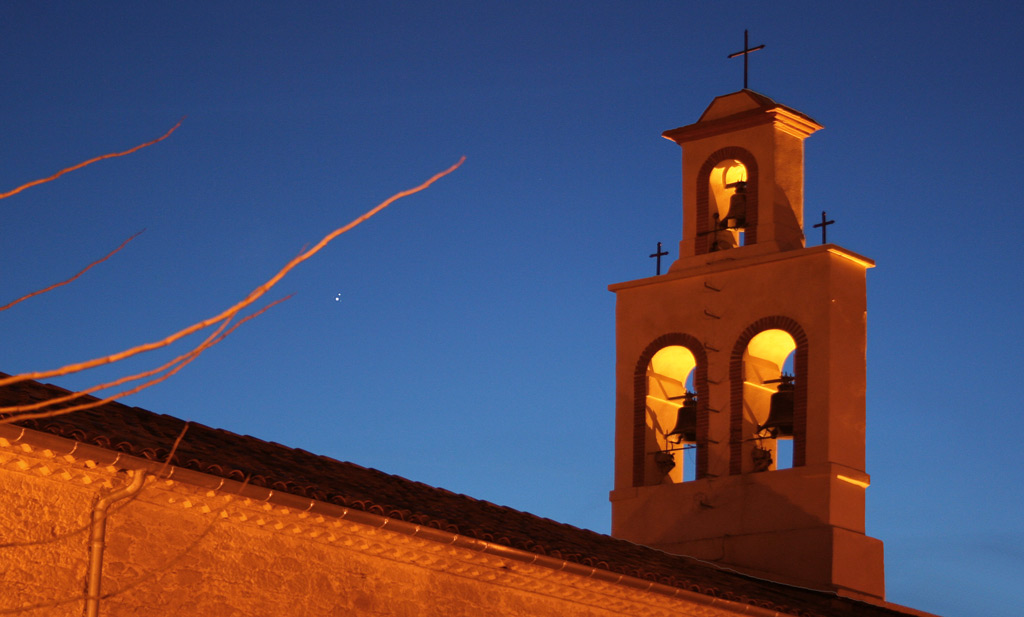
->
[759,374,794,438]
[666,391,698,444]
[720,180,747,230]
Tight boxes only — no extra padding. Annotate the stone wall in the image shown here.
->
[0,436,739,617]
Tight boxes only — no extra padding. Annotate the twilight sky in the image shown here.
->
[2,3,1022,615]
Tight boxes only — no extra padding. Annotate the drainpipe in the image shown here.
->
[84,470,146,617]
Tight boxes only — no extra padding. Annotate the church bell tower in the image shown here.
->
[608,90,885,599]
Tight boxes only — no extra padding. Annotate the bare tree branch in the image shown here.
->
[0,156,465,391]
[0,114,466,614]
[1,297,289,422]
[0,231,144,313]
[2,302,242,415]
[0,120,183,202]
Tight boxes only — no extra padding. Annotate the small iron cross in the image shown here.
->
[728,29,765,89]
[650,241,669,275]
[813,211,835,244]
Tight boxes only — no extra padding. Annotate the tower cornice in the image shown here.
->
[663,89,822,144]
[609,244,873,293]
[663,105,823,144]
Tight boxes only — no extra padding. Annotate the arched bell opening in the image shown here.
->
[646,346,697,483]
[633,335,708,487]
[773,352,796,469]
[709,159,748,251]
[694,147,759,255]
[729,319,808,475]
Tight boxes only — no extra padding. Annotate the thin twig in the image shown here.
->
[1,310,238,415]
[0,157,464,390]
[1,297,289,422]
[0,120,183,201]
[0,231,144,313]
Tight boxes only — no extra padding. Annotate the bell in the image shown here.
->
[666,391,697,444]
[654,451,676,474]
[720,180,747,230]
[759,375,794,438]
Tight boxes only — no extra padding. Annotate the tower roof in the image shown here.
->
[698,90,817,124]
[664,89,822,143]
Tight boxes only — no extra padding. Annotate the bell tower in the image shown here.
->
[608,90,885,600]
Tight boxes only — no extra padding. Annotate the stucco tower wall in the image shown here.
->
[609,245,882,598]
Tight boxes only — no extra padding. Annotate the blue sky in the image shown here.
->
[2,2,1022,615]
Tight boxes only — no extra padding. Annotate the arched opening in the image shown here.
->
[708,159,748,251]
[742,329,796,471]
[645,345,698,483]
[695,148,759,255]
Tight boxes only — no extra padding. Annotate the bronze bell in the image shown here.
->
[759,374,794,438]
[666,391,698,444]
[720,180,747,230]
[654,451,676,474]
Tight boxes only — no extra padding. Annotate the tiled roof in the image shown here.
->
[0,374,917,617]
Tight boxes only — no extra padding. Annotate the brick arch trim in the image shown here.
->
[728,316,809,475]
[632,333,709,487]
[695,147,759,255]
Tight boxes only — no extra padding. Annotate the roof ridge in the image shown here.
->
[0,372,919,617]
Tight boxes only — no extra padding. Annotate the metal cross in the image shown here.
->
[728,29,765,89]
[650,241,669,275]
[813,211,835,244]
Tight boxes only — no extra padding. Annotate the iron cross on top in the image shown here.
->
[813,211,835,244]
[650,241,669,275]
[728,29,765,89]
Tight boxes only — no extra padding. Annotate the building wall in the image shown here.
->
[0,434,747,617]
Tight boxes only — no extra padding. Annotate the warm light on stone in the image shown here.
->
[0,85,935,617]
[610,90,885,600]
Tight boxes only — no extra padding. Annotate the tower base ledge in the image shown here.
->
[656,526,885,600]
